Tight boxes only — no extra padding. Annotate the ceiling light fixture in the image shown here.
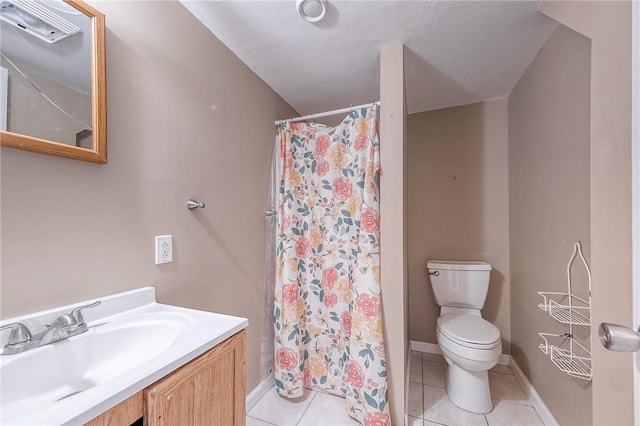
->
[0,0,81,44]
[296,0,327,23]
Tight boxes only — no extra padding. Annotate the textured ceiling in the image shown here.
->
[181,0,557,116]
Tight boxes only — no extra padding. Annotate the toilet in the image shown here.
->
[427,260,502,414]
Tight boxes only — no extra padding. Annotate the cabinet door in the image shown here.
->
[145,331,246,426]
[84,391,143,426]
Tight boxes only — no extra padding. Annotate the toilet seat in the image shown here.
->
[437,314,500,349]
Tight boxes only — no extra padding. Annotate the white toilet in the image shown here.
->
[427,260,502,414]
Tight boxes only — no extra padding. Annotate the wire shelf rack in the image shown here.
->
[537,241,592,381]
[537,292,591,326]
[539,333,592,380]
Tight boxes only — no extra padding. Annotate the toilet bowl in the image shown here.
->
[427,260,502,414]
[436,313,501,413]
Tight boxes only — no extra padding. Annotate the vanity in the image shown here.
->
[0,288,248,425]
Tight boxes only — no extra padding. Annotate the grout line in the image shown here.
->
[246,414,279,426]
[295,391,318,426]
[411,355,425,420]
[418,381,424,420]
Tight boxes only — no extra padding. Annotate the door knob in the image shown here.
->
[599,322,640,352]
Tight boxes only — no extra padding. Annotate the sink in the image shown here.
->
[0,312,190,420]
[0,288,248,425]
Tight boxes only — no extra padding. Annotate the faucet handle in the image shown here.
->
[0,323,32,345]
[71,301,101,325]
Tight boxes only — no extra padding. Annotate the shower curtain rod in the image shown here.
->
[274,101,381,125]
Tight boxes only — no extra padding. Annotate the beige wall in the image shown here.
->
[509,23,592,426]
[0,0,295,394]
[379,43,408,425]
[407,100,511,352]
[538,2,634,424]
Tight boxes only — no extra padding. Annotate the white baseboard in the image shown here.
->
[410,340,510,365]
[247,374,274,411]
[411,340,557,425]
[497,354,510,366]
[410,340,441,354]
[509,358,559,426]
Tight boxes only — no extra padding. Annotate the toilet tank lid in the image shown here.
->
[426,260,492,271]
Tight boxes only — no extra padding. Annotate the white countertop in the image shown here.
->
[0,287,248,425]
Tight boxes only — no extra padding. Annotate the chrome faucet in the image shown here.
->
[1,301,101,355]
[0,323,34,355]
[39,313,80,346]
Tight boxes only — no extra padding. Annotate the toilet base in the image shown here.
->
[445,361,493,414]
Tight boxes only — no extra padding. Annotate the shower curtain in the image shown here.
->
[273,106,390,425]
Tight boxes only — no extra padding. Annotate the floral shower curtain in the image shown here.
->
[273,106,390,425]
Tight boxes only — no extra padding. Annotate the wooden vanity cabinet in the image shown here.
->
[145,330,246,426]
[84,391,143,426]
[84,331,246,426]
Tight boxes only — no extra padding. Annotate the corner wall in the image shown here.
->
[508,23,592,426]
[379,43,408,425]
[407,100,510,351]
[537,2,634,424]
[0,1,295,394]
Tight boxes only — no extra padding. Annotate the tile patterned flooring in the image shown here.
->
[247,386,359,426]
[409,351,544,426]
[247,350,544,426]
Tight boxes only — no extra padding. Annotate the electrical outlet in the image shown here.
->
[155,235,173,264]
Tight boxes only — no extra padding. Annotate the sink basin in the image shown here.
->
[0,312,190,420]
[0,288,248,425]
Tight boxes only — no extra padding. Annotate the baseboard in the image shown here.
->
[410,340,441,354]
[410,340,510,366]
[247,374,274,411]
[509,358,559,426]
[497,354,510,366]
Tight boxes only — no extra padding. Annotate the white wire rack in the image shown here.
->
[537,241,592,381]
[538,333,592,380]
[537,292,591,326]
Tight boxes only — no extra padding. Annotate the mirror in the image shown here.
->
[0,0,105,163]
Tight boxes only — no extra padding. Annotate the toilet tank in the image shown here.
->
[427,260,492,309]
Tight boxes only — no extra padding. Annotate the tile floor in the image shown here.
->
[247,386,359,426]
[247,351,544,426]
[409,350,544,426]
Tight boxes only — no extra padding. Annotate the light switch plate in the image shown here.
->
[155,235,172,264]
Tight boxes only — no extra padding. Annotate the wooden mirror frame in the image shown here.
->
[0,0,106,164]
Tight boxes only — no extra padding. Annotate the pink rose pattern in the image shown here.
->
[346,360,365,388]
[321,267,339,290]
[276,348,298,371]
[340,311,352,337]
[364,412,391,426]
[360,207,380,233]
[316,159,330,177]
[355,294,381,319]
[274,107,389,423]
[282,283,298,306]
[332,176,353,201]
